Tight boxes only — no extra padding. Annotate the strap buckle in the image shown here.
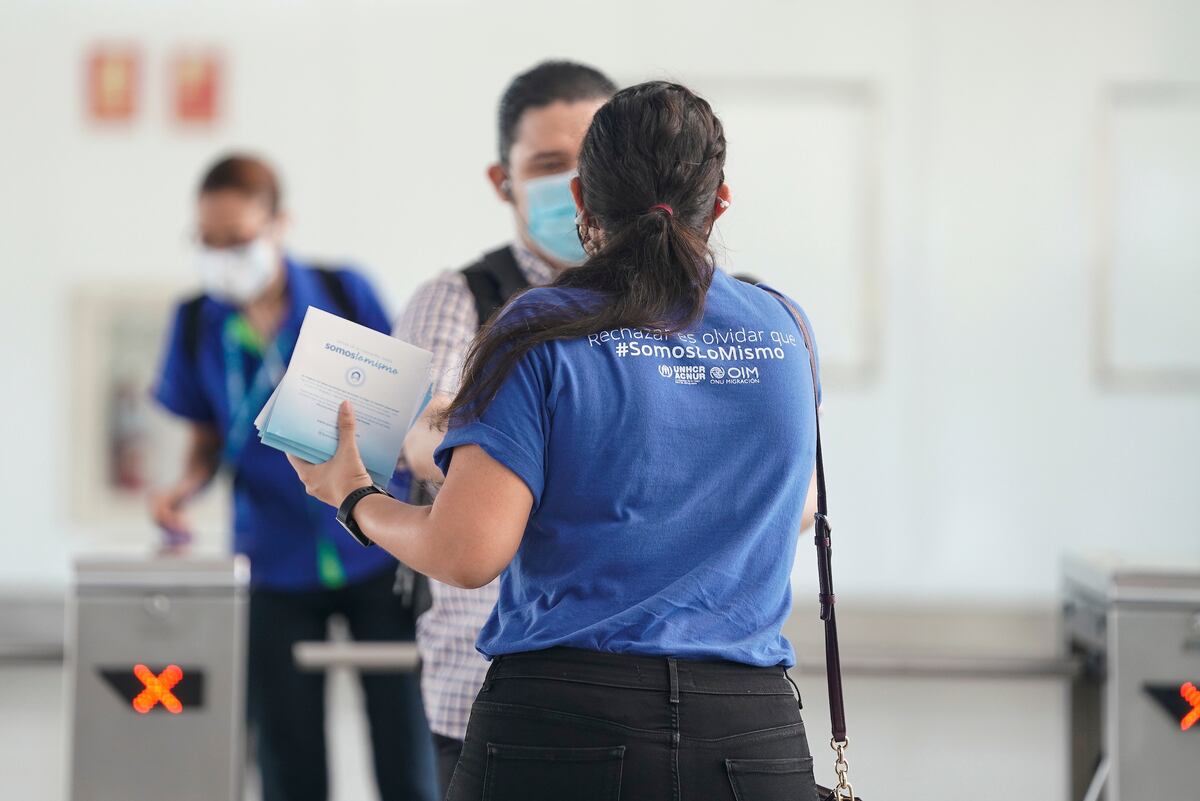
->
[814,513,835,620]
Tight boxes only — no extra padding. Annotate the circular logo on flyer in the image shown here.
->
[345,367,366,387]
[658,365,674,378]
[709,366,726,380]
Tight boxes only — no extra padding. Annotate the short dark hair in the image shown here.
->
[497,61,618,164]
[198,154,281,214]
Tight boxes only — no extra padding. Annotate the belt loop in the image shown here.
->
[667,658,680,705]
[783,668,803,710]
[482,655,503,693]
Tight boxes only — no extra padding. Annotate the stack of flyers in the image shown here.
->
[255,306,433,487]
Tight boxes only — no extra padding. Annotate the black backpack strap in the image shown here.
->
[310,266,354,320]
[461,246,530,326]
[180,294,208,364]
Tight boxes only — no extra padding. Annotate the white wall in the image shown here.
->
[1,0,1197,599]
[4,4,1200,801]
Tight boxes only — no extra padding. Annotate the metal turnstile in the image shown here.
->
[1063,554,1200,801]
[67,556,249,801]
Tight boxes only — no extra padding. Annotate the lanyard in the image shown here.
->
[221,319,292,467]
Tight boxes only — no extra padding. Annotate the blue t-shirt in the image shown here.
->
[154,256,402,591]
[434,269,819,667]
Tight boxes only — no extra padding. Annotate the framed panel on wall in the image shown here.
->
[1095,83,1200,391]
[692,77,883,387]
[69,287,228,534]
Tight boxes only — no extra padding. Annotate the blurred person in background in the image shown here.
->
[149,154,437,801]
[288,80,824,801]
[393,60,617,793]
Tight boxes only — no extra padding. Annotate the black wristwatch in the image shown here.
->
[336,485,387,547]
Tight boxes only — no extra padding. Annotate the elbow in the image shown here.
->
[442,565,497,591]
[438,547,502,590]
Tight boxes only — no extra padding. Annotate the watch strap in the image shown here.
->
[336,485,383,547]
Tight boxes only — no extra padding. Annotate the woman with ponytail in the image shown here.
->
[288,81,822,801]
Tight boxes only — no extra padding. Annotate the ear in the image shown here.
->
[269,210,291,243]
[712,183,732,222]
[569,176,585,215]
[487,163,512,204]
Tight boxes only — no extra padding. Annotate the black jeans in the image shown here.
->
[248,567,438,801]
[445,647,818,801]
[433,732,466,796]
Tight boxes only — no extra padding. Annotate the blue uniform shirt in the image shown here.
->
[435,269,820,667]
[154,256,401,591]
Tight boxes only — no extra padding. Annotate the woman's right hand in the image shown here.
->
[150,484,194,551]
[151,422,221,553]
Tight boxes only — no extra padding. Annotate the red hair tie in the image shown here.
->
[648,203,674,216]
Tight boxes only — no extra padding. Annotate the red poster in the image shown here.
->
[87,46,139,121]
[172,51,221,124]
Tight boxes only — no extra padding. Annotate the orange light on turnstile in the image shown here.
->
[131,664,184,714]
[1181,682,1200,732]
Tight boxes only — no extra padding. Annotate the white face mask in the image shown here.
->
[194,238,279,305]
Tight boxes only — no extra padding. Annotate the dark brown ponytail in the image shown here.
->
[444,81,727,424]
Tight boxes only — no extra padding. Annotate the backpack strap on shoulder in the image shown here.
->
[180,294,208,364]
[310,266,354,320]
[461,246,530,326]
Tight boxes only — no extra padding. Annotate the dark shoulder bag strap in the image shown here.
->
[764,289,858,801]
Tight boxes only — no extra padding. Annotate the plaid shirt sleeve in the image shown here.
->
[392,270,477,396]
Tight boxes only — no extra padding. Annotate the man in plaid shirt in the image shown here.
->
[392,60,617,794]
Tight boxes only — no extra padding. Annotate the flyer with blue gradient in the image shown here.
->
[254,306,433,487]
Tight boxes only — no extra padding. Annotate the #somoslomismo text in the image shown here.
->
[588,326,798,362]
[324,342,399,374]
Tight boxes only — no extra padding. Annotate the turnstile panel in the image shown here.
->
[1063,554,1200,801]
[1108,605,1200,800]
[67,558,247,801]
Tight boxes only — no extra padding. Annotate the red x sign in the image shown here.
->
[1182,682,1200,732]
[132,664,184,714]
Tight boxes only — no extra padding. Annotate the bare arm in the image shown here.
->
[798,404,823,532]
[354,444,530,588]
[149,422,221,540]
[402,393,453,483]
[800,472,818,532]
[289,402,530,589]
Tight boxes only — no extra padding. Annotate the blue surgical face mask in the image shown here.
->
[521,171,587,266]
